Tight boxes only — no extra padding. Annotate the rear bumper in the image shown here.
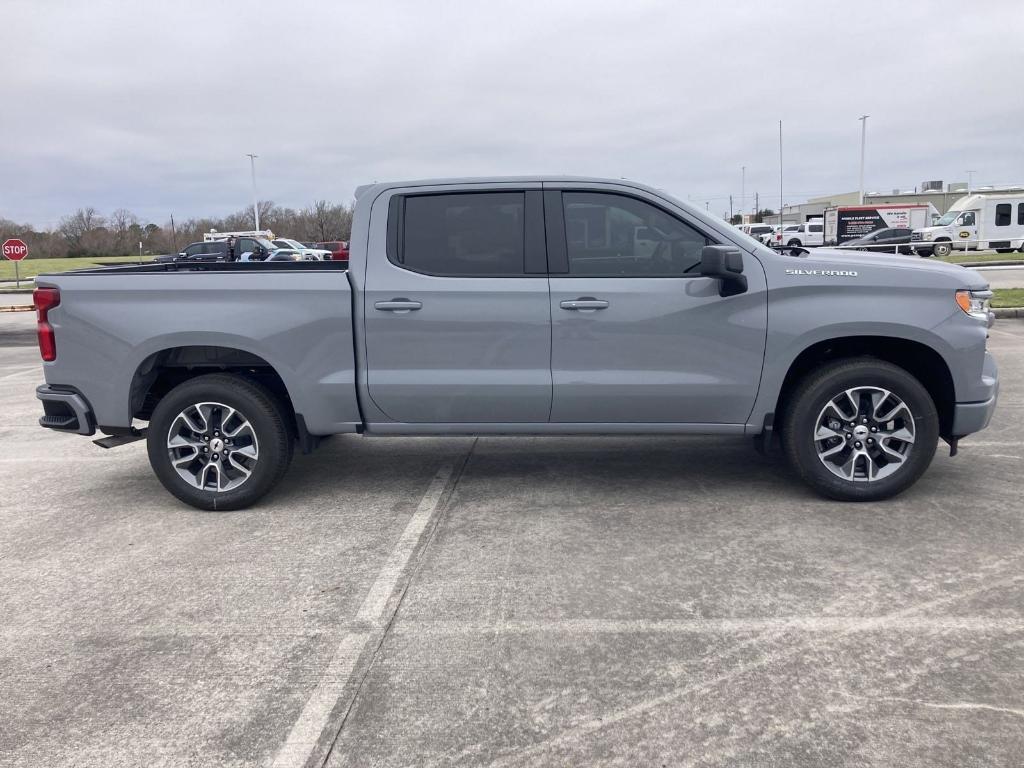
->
[951,352,999,437]
[37,385,96,436]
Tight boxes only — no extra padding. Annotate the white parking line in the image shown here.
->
[271,463,455,768]
[393,616,1024,636]
[356,467,454,622]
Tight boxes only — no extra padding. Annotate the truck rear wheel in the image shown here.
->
[146,374,293,510]
[781,359,938,502]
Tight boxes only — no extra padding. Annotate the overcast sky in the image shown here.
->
[2,0,1022,227]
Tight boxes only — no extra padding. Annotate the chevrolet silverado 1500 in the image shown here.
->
[34,177,998,509]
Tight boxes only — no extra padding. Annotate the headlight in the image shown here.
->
[924,232,934,240]
[955,289,992,322]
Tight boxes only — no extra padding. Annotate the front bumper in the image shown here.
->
[37,385,96,436]
[951,352,999,437]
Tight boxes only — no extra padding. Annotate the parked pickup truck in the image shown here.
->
[33,176,999,510]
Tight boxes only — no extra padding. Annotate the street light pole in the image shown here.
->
[779,120,784,228]
[966,170,975,195]
[858,115,869,205]
[246,153,260,231]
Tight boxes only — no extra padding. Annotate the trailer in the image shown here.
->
[824,204,938,246]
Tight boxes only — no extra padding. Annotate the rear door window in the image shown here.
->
[394,192,526,276]
[995,204,1011,227]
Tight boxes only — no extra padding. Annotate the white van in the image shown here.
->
[912,193,1024,257]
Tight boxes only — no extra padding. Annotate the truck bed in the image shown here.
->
[35,261,361,435]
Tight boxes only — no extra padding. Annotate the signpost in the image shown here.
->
[2,238,29,288]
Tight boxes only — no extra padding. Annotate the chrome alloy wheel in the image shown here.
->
[166,402,259,492]
[813,387,915,482]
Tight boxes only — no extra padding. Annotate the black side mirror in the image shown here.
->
[700,245,748,297]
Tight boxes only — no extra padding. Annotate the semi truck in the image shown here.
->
[32,176,998,510]
[824,204,939,246]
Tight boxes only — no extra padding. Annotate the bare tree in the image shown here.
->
[109,208,138,254]
[59,207,106,255]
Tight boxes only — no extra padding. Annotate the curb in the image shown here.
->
[957,261,1024,268]
[993,307,1024,319]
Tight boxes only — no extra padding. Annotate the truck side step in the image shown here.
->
[94,428,147,449]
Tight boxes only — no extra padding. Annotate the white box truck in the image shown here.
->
[911,193,1024,257]
[824,204,939,246]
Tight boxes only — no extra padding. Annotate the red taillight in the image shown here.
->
[33,287,60,361]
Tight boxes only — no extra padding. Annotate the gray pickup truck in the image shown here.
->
[33,177,998,510]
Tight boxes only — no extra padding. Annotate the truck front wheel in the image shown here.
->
[781,359,938,501]
[146,374,294,510]
[931,241,952,258]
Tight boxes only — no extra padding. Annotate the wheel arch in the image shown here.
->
[130,345,297,428]
[773,336,956,438]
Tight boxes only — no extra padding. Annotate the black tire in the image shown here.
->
[147,374,294,511]
[995,248,1014,254]
[787,239,802,247]
[931,241,952,258]
[781,358,939,502]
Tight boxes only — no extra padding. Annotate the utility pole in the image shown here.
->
[705,201,710,212]
[741,165,746,220]
[966,170,976,194]
[729,194,734,222]
[246,153,260,231]
[170,213,177,252]
[858,115,869,204]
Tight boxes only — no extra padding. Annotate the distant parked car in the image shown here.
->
[155,241,231,263]
[778,222,824,249]
[271,238,332,260]
[844,227,915,255]
[316,241,350,262]
[738,223,774,242]
[766,224,800,247]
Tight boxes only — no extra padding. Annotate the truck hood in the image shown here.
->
[785,248,989,289]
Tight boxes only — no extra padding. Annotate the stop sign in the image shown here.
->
[2,239,28,261]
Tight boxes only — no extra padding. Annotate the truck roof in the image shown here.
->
[949,192,1024,210]
[354,175,668,200]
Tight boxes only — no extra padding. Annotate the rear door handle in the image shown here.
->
[560,298,609,311]
[374,299,422,313]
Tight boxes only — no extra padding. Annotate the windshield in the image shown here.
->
[256,238,277,250]
[935,211,958,226]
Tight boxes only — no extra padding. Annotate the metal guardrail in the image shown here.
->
[768,237,1022,256]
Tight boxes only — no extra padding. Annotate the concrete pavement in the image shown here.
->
[1,309,1023,767]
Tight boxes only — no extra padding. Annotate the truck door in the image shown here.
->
[362,187,552,423]
[956,210,978,250]
[544,188,768,424]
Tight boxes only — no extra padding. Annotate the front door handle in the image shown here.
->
[374,299,422,313]
[560,298,609,311]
